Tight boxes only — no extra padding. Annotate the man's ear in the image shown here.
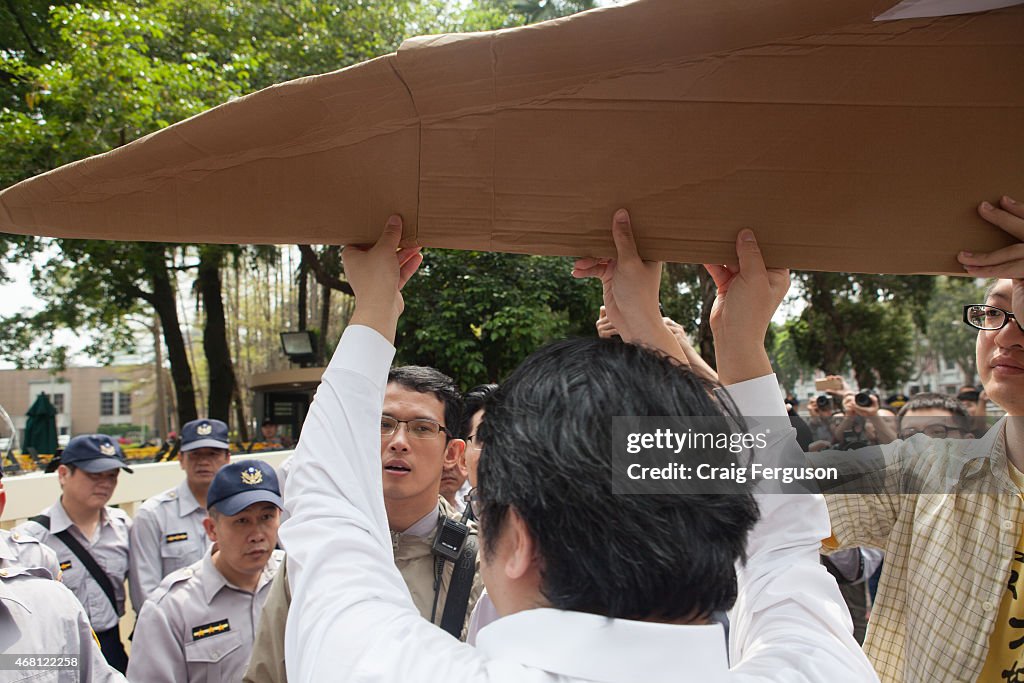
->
[202,516,218,543]
[502,508,539,581]
[179,452,188,472]
[444,438,466,465]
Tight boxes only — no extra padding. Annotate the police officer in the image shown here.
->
[0,470,126,683]
[15,434,133,673]
[128,459,284,683]
[129,418,231,609]
[0,470,61,579]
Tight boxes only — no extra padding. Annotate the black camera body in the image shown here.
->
[816,394,832,410]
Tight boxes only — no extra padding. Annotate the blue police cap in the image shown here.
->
[61,434,133,473]
[206,459,283,516]
[181,419,230,452]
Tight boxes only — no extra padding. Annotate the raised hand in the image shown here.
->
[959,195,1024,320]
[573,210,682,360]
[704,230,790,385]
[344,215,423,343]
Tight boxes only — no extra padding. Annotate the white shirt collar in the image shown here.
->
[475,608,729,683]
[175,479,204,517]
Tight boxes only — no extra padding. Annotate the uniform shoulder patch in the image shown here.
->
[165,532,188,543]
[192,619,230,640]
[10,532,43,545]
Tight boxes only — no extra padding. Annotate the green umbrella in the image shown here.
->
[23,393,58,455]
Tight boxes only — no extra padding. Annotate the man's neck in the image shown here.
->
[187,480,210,510]
[385,495,438,533]
[59,495,102,535]
[1006,417,1023,473]
[211,550,261,593]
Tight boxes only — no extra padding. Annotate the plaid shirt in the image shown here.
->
[824,419,1016,683]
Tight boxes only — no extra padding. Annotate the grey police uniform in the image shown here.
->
[0,528,61,580]
[128,545,284,683]
[15,501,131,632]
[0,565,126,683]
[129,479,210,608]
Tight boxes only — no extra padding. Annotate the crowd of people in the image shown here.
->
[0,194,1021,682]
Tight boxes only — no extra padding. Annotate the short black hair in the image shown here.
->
[458,384,499,439]
[387,366,463,437]
[477,337,760,622]
[897,392,971,431]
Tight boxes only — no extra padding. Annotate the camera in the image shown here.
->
[816,395,832,410]
[855,390,876,408]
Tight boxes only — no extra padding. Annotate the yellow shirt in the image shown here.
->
[978,462,1024,682]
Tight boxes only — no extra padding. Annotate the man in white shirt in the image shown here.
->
[279,212,878,682]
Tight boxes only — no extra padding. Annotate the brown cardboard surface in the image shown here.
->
[0,0,1021,274]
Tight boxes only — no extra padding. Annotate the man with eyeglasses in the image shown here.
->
[820,195,1024,682]
[243,366,484,683]
[894,393,974,442]
[273,211,879,683]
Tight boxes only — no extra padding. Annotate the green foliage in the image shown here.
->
[768,323,811,394]
[396,249,602,386]
[96,422,143,437]
[920,276,987,386]
[460,0,598,29]
[785,290,919,389]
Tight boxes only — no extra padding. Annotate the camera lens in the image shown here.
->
[816,395,831,409]
[855,391,873,408]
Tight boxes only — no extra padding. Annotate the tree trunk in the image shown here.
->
[318,282,331,366]
[152,315,169,438]
[198,247,237,423]
[297,258,308,331]
[145,248,198,428]
[233,384,249,443]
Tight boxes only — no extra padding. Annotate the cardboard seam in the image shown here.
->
[489,33,498,254]
[388,55,423,249]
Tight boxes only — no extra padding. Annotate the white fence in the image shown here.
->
[1,451,292,528]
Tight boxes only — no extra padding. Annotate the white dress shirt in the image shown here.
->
[280,325,878,683]
[129,479,211,609]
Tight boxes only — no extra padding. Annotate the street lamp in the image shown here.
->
[280,331,317,367]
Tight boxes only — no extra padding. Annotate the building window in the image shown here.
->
[100,392,114,417]
[51,393,65,414]
[118,392,132,416]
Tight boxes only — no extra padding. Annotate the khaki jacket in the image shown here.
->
[244,497,482,683]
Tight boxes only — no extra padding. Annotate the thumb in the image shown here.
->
[376,215,404,251]
[611,209,641,263]
[736,229,768,278]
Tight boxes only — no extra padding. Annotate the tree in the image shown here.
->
[768,323,812,394]
[784,271,931,389]
[919,276,988,387]
[461,0,599,29]
[0,0,456,431]
[395,249,602,386]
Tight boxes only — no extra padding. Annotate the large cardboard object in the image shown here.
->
[1,0,1022,274]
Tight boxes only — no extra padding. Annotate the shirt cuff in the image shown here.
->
[328,325,396,389]
[715,374,786,418]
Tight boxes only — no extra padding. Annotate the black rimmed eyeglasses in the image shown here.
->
[963,305,1024,333]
